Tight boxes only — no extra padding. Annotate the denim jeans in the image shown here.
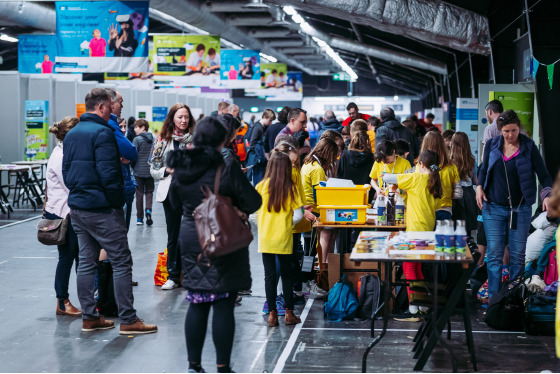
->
[436,210,452,222]
[70,208,137,324]
[45,212,79,300]
[482,202,531,299]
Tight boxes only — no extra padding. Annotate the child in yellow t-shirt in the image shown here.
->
[256,151,305,327]
[301,137,340,264]
[420,131,460,220]
[382,150,443,319]
[370,140,411,196]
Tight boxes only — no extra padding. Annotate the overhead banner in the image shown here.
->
[246,65,304,101]
[153,34,220,87]
[55,1,149,73]
[219,50,261,89]
[18,35,58,74]
[25,101,49,160]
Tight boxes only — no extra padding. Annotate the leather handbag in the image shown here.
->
[193,165,253,259]
[37,185,68,246]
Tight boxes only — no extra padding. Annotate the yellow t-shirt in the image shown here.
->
[439,164,460,209]
[301,161,326,213]
[256,179,304,254]
[369,156,411,189]
[367,130,376,152]
[397,172,440,232]
[293,168,312,233]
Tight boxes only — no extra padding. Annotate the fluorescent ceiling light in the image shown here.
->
[314,97,344,102]
[0,34,18,43]
[260,52,278,63]
[283,8,357,81]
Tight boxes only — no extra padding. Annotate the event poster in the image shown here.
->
[246,65,304,100]
[24,101,49,160]
[219,50,260,89]
[18,35,58,74]
[153,35,220,87]
[490,91,535,137]
[151,106,168,136]
[55,1,149,73]
[455,98,479,158]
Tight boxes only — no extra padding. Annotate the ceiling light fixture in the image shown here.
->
[0,34,18,43]
[242,0,269,9]
[283,7,357,81]
[260,52,278,63]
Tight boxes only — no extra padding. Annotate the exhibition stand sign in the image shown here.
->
[219,50,261,89]
[489,91,535,137]
[456,98,479,158]
[55,1,149,73]
[151,106,168,135]
[18,35,58,74]
[24,101,49,160]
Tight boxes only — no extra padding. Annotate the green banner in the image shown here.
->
[490,91,535,138]
[25,100,49,160]
[153,35,220,76]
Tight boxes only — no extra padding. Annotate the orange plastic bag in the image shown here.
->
[154,249,169,286]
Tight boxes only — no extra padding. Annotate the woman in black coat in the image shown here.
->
[168,117,262,374]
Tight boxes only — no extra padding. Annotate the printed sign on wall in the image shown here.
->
[25,101,49,160]
[55,1,149,72]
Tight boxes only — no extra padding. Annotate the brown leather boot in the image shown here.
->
[268,310,279,327]
[56,299,82,316]
[285,310,301,325]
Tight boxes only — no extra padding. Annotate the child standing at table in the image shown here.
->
[370,140,411,197]
[382,150,443,320]
[256,151,306,327]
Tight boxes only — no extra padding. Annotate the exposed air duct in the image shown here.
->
[0,2,55,33]
[268,0,490,55]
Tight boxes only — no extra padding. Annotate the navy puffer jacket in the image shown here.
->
[62,113,125,211]
[478,133,552,206]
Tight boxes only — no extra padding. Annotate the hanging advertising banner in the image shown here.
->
[456,98,479,158]
[18,35,58,74]
[55,1,149,73]
[153,35,220,87]
[490,91,535,137]
[245,63,288,97]
[24,101,49,160]
[219,50,260,89]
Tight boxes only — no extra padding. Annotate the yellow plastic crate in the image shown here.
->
[315,185,370,206]
[318,205,368,225]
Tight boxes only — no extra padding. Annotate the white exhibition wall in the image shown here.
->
[0,72,227,164]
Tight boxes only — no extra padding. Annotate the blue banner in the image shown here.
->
[219,50,261,89]
[18,35,58,74]
[56,1,149,72]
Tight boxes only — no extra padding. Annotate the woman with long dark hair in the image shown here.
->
[150,103,196,290]
[167,117,261,373]
[108,18,138,57]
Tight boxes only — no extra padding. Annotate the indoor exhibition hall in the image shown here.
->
[1,0,560,373]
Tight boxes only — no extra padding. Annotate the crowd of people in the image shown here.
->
[44,89,560,372]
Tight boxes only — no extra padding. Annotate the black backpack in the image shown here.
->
[484,276,526,331]
[357,274,384,320]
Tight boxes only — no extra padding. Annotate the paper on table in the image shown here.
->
[405,231,436,241]
[325,178,355,187]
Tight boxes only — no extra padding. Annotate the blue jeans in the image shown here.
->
[45,212,79,300]
[70,208,137,324]
[436,210,452,222]
[482,202,531,299]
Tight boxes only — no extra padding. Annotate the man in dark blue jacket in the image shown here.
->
[63,88,157,335]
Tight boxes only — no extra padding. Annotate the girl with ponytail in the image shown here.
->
[381,150,442,320]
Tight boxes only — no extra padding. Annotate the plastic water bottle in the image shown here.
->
[434,220,445,253]
[455,220,467,257]
[386,192,396,226]
[443,220,456,254]
[377,195,386,225]
[395,194,405,224]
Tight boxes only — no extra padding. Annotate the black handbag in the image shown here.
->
[484,276,526,331]
[36,184,68,246]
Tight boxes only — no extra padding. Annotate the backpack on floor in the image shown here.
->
[484,276,526,331]
[324,274,358,321]
[96,260,118,317]
[543,249,558,285]
[357,274,383,320]
[524,293,556,335]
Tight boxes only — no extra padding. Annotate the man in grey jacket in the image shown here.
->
[375,107,417,165]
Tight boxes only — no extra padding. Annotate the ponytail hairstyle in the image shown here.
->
[319,129,345,152]
[449,132,475,181]
[496,109,521,130]
[304,137,339,177]
[49,116,79,142]
[349,119,372,153]
[273,141,301,170]
[263,151,296,213]
[374,140,396,163]
[420,131,450,168]
[418,150,443,199]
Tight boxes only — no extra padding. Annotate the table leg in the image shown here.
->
[362,262,392,373]
[413,265,471,372]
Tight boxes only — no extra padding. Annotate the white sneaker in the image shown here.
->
[306,280,328,298]
[161,279,179,290]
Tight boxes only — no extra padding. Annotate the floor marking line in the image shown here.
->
[0,215,41,229]
[272,298,314,373]
[250,327,275,372]
[301,327,525,334]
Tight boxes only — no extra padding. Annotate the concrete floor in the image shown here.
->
[0,199,558,373]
